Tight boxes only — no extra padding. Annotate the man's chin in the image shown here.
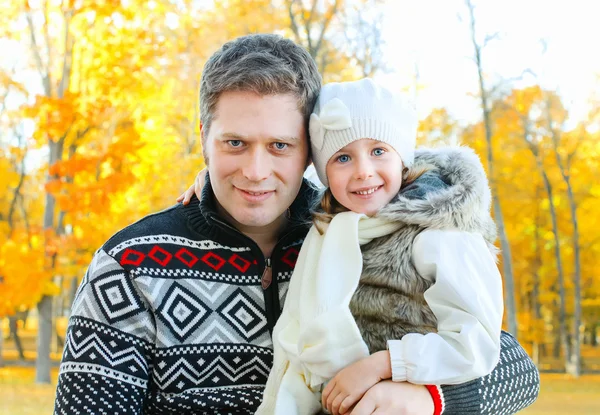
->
[229,210,282,229]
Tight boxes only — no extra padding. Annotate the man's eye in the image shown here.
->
[373,148,386,156]
[228,140,243,147]
[337,155,350,163]
[273,142,288,150]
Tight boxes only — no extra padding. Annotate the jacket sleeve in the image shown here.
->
[387,229,503,384]
[54,249,155,415]
[439,330,540,414]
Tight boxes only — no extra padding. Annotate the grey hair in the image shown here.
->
[199,34,322,138]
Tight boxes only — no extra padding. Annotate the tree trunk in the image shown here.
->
[466,0,518,336]
[538,167,569,366]
[0,318,4,367]
[52,278,65,354]
[547,100,582,377]
[26,2,74,383]
[9,316,25,360]
[553,331,561,358]
[564,177,582,377]
[494,199,518,336]
[531,185,543,365]
[36,295,53,383]
[36,138,62,384]
[69,276,79,309]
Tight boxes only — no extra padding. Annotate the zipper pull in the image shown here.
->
[261,258,272,290]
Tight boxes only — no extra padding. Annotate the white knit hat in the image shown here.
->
[309,78,418,186]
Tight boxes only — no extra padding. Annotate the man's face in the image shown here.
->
[203,91,309,230]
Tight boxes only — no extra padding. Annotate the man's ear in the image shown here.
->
[200,122,209,165]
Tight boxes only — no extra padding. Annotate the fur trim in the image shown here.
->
[378,146,498,247]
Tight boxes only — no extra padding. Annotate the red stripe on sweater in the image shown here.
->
[425,384,444,415]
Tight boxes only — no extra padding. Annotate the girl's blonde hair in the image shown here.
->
[312,164,436,233]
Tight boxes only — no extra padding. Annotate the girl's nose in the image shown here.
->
[354,159,374,180]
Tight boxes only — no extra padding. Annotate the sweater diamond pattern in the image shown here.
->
[156,283,211,342]
[217,289,268,341]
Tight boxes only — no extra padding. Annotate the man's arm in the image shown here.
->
[438,330,540,415]
[349,331,539,415]
[54,249,155,415]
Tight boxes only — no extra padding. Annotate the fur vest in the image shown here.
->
[349,146,499,353]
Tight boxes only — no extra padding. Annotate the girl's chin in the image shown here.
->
[352,206,381,217]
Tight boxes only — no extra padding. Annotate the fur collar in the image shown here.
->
[377,146,498,245]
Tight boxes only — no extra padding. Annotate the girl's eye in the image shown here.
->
[228,140,243,147]
[273,142,288,150]
[337,154,350,163]
[373,148,386,156]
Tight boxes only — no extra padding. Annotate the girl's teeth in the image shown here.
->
[356,187,378,195]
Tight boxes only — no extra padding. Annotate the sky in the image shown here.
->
[2,0,598,129]
[377,0,600,126]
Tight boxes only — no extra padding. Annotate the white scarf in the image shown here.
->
[257,211,403,415]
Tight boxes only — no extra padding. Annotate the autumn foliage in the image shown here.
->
[0,0,599,380]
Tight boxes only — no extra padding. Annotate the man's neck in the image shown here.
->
[215,204,288,258]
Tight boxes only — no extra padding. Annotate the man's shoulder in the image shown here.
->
[101,203,196,255]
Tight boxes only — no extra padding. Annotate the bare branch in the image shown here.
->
[482,32,500,49]
[287,0,302,43]
[26,12,51,95]
[7,131,27,238]
[57,9,74,99]
[312,0,339,58]
[303,0,319,53]
[17,192,31,240]
[43,0,54,96]
[488,68,537,98]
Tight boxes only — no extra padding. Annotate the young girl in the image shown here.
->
[255,78,503,415]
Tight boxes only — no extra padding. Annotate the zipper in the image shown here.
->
[209,215,288,333]
[261,224,305,325]
[261,258,273,289]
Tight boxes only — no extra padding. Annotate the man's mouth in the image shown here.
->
[235,187,275,202]
[244,190,271,196]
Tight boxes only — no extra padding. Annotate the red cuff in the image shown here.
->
[425,384,444,415]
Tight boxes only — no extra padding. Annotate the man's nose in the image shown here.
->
[242,148,271,181]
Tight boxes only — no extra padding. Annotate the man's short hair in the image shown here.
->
[200,34,322,138]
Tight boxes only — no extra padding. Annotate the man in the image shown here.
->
[54,34,539,414]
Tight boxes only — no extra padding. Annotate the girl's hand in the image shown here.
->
[176,169,207,205]
[322,351,391,415]
[349,380,434,415]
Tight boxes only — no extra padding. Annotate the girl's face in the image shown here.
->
[326,138,403,216]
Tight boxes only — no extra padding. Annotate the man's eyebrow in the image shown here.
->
[271,135,299,142]
[220,132,247,139]
[219,132,299,142]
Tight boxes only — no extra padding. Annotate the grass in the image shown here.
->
[521,373,600,415]
[0,366,59,415]
[0,366,598,415]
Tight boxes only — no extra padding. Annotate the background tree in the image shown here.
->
[464,0,518,336]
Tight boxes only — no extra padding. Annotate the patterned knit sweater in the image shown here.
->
[54,179,540,414]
